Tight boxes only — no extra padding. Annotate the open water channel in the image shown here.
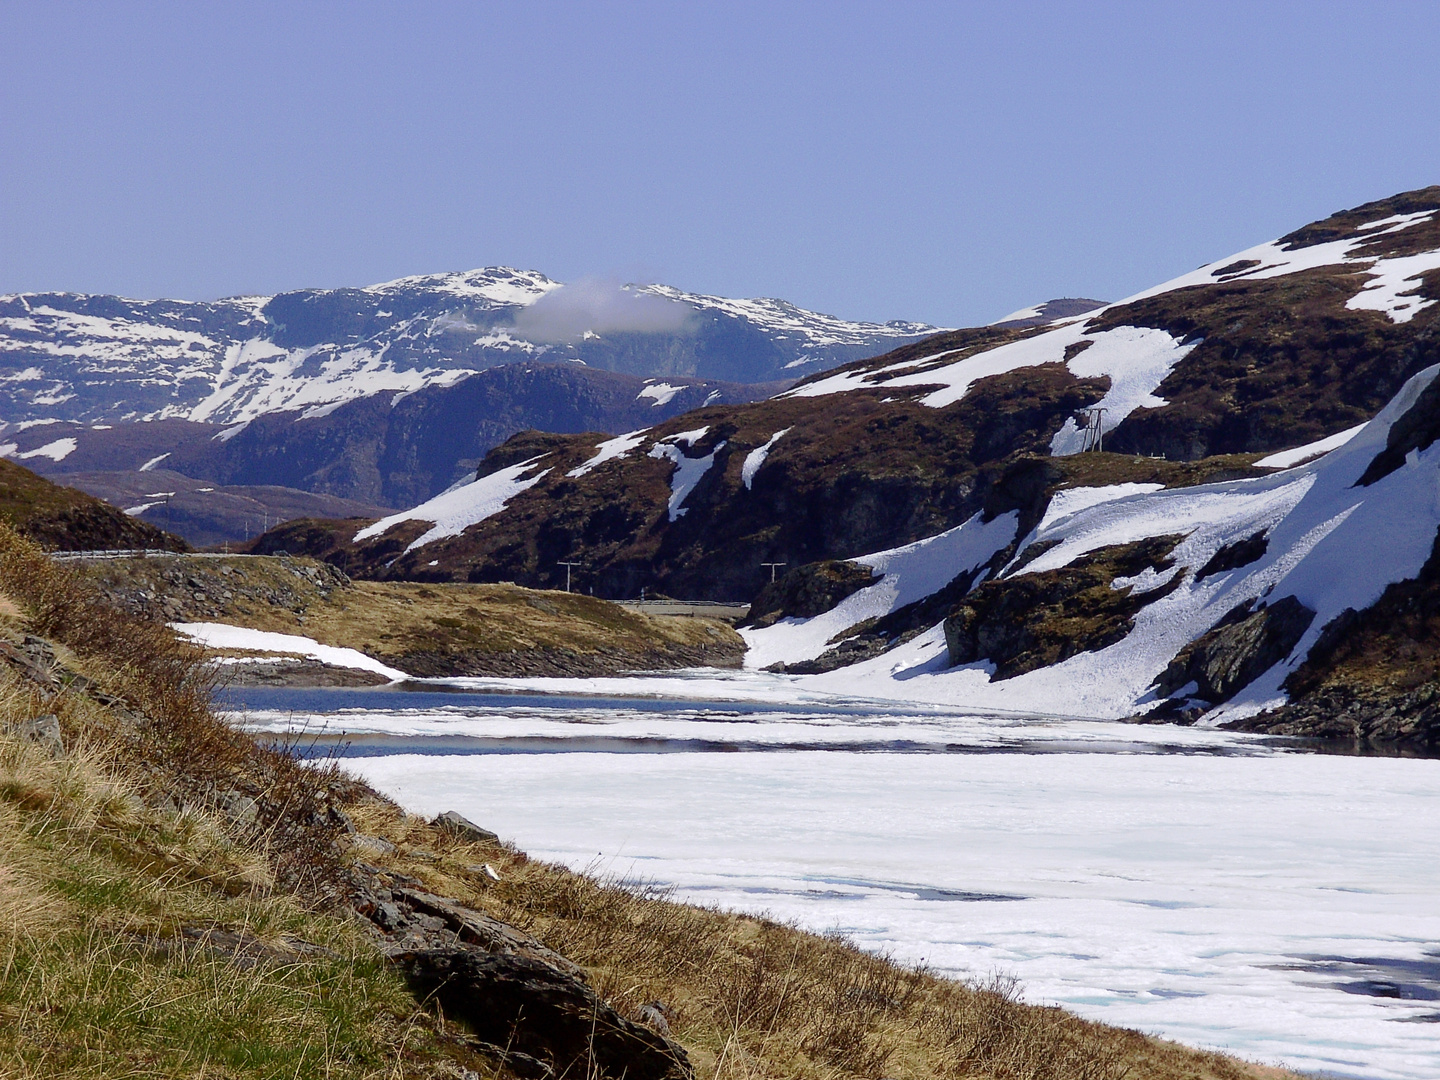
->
[219,673,1440,1080]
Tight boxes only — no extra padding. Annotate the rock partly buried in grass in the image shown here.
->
[353,871,692,1080]
[393,946,692,1080]
[17,712,62,755]
[434,810,500,845]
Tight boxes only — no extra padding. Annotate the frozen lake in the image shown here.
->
[222,675,1440,1080]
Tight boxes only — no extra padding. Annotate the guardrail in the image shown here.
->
[49,549,265,561]
[614,599,751,621]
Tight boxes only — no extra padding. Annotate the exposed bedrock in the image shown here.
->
[1154,595,1316,705]
[943,536,1184,680]
[745,559,879,628]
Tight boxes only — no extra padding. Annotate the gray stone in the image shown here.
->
[393,946,691,1080]
[433,810,500,844]
[18,713,62,755]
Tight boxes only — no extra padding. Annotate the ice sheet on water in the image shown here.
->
[326,733,1440,1080]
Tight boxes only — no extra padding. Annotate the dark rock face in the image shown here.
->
[1194,531,1269,581]
[943,536,1183,680]
[1225,682,1440,749]
[745,560,879,627]
[1356,369,1440,487]
[1154,596,1316,703]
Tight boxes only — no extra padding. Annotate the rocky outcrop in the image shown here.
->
[1225,683,1440,749]
[745,560,878,628]
[944,536,1183,679]
[1154,596,1316,704]
[394,947,688,1080]
[351,858,691,1080]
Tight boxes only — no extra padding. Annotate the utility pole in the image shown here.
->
[1080,407,1109,453]
[558,561,583,592]
[762,562,786,584]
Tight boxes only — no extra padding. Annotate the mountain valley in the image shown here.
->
[250,186,1440,748]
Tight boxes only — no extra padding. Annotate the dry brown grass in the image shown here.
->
[78,554,744,676]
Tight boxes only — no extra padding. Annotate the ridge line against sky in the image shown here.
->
[2,0,1439,327]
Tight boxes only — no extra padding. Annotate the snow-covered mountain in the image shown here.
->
[0,268,943,427]
[258,186,1440,744]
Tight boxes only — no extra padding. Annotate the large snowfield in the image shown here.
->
[226,682,1440,1080]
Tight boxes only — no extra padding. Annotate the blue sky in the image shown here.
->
[3,1,1438,326]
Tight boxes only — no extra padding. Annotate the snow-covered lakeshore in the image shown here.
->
[224,677,1440,1080]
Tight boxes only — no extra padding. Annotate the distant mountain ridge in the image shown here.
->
[0,268,943,427]
[4,363,788,541]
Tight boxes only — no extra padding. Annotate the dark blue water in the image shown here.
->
[214,681,948,720]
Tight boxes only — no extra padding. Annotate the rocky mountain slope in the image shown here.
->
[4,364,789,542]
[0,457,187,552]
[261,187,1440,744]
[0,268,939,427]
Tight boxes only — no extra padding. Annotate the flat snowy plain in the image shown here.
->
[223,676,1440,1080]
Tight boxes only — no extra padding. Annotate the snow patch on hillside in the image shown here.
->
[173,622,407,681]
[567,430,649,478]
[787,321,1199,453]
[16,437,76,462]
[649,436,727,521]
[1255,423,1367,469]
[742,428,791,489]
[637,381,681,407]
[353,455,550,550]
[1346,248,1440,323]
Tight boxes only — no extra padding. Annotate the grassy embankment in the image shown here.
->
[76,554,744,678]
[0,522,1299,1079]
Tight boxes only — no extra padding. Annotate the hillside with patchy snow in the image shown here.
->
[0,268,940,427]
[256,187,1440,744]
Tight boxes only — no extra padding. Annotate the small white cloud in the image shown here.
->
[512,278,696,344]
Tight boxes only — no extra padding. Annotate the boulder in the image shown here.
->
[433,810,500,845]
[392,946,691,1080]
